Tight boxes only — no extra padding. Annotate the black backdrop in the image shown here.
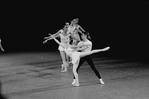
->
[1,1,149,59]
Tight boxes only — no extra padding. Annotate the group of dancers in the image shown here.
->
[0,18,110,87]
[43,18,110,86]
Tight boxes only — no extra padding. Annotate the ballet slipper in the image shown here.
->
[72,83,80,87]
[61,64,64,71]
[61,69,67,72]
[71,79,76,85]
[99,79,105,84]
[61,66,68,72]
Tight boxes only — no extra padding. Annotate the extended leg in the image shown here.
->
[80,47,110,58]
[80,49,102,58]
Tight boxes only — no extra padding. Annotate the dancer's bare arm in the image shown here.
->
[77,25,85,33]
[76,44,90,51]
[43,30,61,43]
[70,41,88,51]
[70,33,81,42]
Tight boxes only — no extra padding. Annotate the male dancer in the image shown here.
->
[72,32,105,86]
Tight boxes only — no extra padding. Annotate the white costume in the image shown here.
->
[64,47,81,65]
[58,31,70,51]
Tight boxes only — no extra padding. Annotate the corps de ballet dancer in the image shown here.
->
[43,18,86,72]
[50,33,110,86]
[67,18,85,44]
[66,18,86,63]
[43,23,70,72]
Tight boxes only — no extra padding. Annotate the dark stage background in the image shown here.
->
[1,1,149,59]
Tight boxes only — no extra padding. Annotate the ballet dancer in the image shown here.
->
[43,23,70,72]
[50,33,110,86]
[67,18,85,44]
[0,39,4,52]
[67,18,85,34]
[72,32,105,86]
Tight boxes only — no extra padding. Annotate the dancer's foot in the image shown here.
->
[61,64,68,72]
[71,79,76,85]
[61,69,67,72]
[99,79,105,84]
[72,83,80,87]
[61,64,64,71]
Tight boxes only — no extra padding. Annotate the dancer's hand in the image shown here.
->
[50,34,55,39]
[102,46,110,51]
[0,48,4,52]
[43,34,53,44]
[2,48,4,52]
[43,40,48,44]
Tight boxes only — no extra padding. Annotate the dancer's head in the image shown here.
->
[74,18,79,23]
[65,22,69,28]
[63,22,69,34]
[71,18,79,25]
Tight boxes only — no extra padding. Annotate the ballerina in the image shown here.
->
[71,33,105,86]
[67,18,85,44]
[43,23,70,72]
[50,33,110,86]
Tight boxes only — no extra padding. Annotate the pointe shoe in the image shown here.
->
[72,83,80,87]
[61,64,68,72]
[71,79,76,85]
[99,79,105,84]
[61,69,67,72]
[61,64,64,70]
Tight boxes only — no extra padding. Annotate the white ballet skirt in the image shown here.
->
[65,47,81,65]
[58,46,65,51]
[58,33,70,51]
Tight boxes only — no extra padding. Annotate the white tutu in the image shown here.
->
[65,47,81,65]
[71,52,81,64]
[58,46,65,51]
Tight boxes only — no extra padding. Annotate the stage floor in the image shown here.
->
[0,52,149,99]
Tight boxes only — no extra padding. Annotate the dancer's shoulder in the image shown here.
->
[85,40,92,45]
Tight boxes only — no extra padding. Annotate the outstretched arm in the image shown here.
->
[43,30,61,44]
[70,41,87,50]
[76,45,89,51]
[77,25,85,33]
[70,33,81,42]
